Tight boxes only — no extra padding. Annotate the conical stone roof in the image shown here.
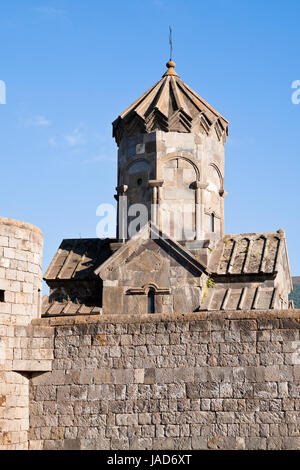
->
[113,60,229,145]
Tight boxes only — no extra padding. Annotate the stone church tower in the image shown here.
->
[0,58,298,453]
[113,60,228,244]
[43,59,292,316]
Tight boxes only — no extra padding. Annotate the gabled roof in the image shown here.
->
[44,238,115,281]
[95,222,208,279]
[208,230,292,283]
[113,60,229,145]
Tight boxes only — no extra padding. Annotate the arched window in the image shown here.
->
[210,213,215,233]
[148,288,155,314]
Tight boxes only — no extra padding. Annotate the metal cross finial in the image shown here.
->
[169,26,173,61]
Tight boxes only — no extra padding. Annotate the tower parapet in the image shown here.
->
[0,218,43,326]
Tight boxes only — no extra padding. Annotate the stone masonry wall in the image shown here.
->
[29,310,300,450]
[0,324,54,450]
[0,218,43,326]
[0,218,52,450]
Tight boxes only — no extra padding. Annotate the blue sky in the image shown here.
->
[0,0,300,286]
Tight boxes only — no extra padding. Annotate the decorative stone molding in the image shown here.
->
[192,181,208,190]
[160,152,201,181]
[116,184,128,195]
[126,283,171,295]
[148,179,164,188]
[121,157,153,185]
[112,62,229,146]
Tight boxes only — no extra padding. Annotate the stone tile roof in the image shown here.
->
[208,230,287,276]
[200,285,278,311]
[42,301,101,317]
[112,61,228,145]
[43,229,291,315]
[44,238,115,281]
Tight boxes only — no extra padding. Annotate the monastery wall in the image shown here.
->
[1,219,299,451]
[29,310,300,450]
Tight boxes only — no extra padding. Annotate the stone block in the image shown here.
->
[245,437,267,450]
[152,438,174,450]
[144,368,155,385]
[129,437,153,450]
[94,369,112,384]
[134,369,144,384]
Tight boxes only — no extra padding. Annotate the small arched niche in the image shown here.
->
[161,157,198,240]
[207,164,223,194]
[123,159,153,229]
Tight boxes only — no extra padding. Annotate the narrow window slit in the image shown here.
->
[148,289,155,314]
[211,213,215,233]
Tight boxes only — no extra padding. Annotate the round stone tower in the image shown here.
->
[0,218,43,449]
[0,218,43,326]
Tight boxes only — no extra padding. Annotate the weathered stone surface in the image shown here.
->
[25,312,300,450]
[0,227,297,453]
[43,63,293,318]
[0,218,45,451]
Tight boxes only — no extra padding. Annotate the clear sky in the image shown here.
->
[0,0,300,289]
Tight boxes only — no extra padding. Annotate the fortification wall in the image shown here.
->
[29,310,300,451]
[0,218,45,450]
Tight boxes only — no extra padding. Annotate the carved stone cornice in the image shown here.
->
[126,285,171,295]
[192,181,208,190]
[219,189,228,198]
[112,63,229,146]
[149,180,164,188]
[116,185,128,194]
